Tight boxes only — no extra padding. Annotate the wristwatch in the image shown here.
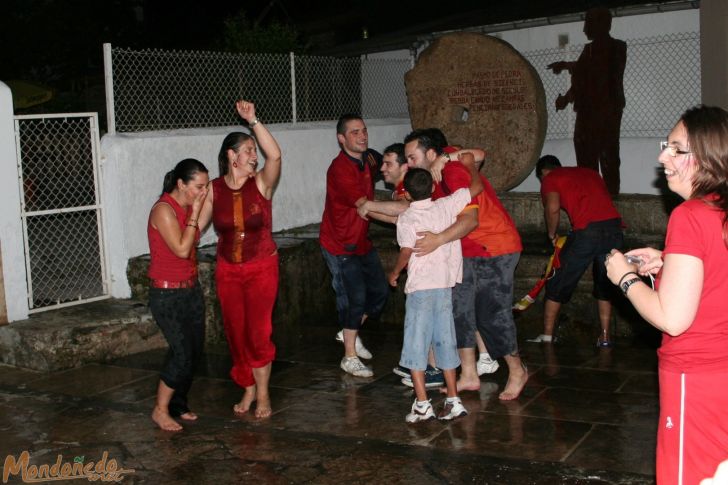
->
[621,277,642,296]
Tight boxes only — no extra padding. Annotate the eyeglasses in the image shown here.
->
[660,140,691,157]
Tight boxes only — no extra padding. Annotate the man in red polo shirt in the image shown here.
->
[320,113,388,377]
[530,155,624,346]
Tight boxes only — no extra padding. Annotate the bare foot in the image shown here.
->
[233,386,256,415]
[499,364,528,401]
[152,406,182,432]
[179,411,198,421]
[439,377,481,394]
[254,397,272,419]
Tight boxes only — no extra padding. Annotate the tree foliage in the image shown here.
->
[217,10,303,54]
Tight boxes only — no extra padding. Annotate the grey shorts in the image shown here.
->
[452,253,520,359]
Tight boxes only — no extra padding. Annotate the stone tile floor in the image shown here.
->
[0,309,660,484]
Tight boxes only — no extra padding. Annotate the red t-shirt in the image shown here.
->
[393,181,406,200]
[319,150,378,255]
[147,193,198,281]
[657,198,728,373]
[435,155,522,257]
[540,167,621,230]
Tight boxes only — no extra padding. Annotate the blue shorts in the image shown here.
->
[399,288,460,371]
[545,219,624,304]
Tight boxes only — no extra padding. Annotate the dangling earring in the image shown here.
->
[233,161,238,168]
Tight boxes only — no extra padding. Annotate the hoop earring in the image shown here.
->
[233,162,238,168]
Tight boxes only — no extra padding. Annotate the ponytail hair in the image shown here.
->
[161,158,208,195]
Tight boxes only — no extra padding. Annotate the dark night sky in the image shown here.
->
[0,0,685,113]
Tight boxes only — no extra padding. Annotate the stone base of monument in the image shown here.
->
[0,299,163,371]
[125,192,669,347]
[0,193,671,371]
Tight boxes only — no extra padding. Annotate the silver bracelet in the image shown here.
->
[249,118,260,127]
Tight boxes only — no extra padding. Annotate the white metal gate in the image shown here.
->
[14,113,110,313]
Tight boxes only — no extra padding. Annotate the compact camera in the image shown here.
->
[626,255,643,266]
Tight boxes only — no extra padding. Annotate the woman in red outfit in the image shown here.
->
[199,100,282,418]
[148,158,209,431]
[606,105,728,484]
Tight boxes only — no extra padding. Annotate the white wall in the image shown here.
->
[0,82,29,321]
[490,9,700,193]
[100,118,412,298]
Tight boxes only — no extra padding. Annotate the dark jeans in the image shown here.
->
[149,284,205,417]
[321,246,388,330]
[453,253,520,359]
[545,219,624,304]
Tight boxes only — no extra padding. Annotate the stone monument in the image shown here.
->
[405,32,547,191]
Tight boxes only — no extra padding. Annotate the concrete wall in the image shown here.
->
[0,82,29,322]
[100,118,412,298]
[489,9,700,194]
[700,0,728,108]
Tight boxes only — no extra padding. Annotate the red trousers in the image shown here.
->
[216,253,278,388]
[657,368,728,485]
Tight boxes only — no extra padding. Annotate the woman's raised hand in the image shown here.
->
[235,100,257,124]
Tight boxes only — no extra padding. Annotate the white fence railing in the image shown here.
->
[14,113,110,312]
[104,31,700,139]
[103,44,411,134]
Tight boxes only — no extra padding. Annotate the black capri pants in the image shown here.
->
[149,284,205,417]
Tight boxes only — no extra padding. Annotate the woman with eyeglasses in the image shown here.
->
[605,105,728,484]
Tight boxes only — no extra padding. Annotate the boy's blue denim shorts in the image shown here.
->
[399,288,460,371]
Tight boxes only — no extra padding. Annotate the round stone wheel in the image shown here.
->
[405,32,547,191]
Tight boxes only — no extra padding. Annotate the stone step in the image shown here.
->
[0,299,164,372]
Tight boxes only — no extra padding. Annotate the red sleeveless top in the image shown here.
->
[147,193,198,281]
[212,177,276,263]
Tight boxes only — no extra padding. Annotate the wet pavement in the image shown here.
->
[0,308,659,484]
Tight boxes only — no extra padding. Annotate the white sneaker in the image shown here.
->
[340,356,373,378]
[477,353,500,375]
[335,330,373,360]
[405,399,435,423]
[437,397,468,421]
[526,334,554,343]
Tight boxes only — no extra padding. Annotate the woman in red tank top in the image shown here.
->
[148,158,209,431]
[198,100,282,419]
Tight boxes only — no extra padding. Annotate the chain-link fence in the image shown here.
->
[524,31,701,140]
[105,45,411,133]
[15,114,109,312]
[106,31,699,137]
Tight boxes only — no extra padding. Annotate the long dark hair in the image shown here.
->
[680,105,728,245]
[218,132,254,176]
[162,158,208,195]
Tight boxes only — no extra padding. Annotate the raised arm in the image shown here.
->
[235,100,282,199]
[462,153,484,198]
[430,148,486,183]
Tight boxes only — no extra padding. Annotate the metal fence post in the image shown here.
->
[103,43,116,135]
[290,52,297,124]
